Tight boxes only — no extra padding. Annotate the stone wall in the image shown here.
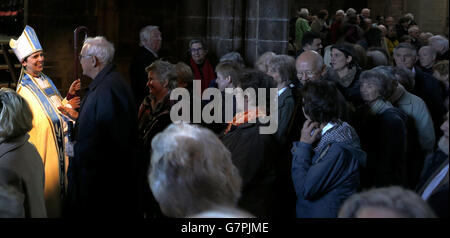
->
[22,0,447,94]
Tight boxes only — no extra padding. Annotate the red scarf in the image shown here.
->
[224,108,267,135]
[190,58,215,93]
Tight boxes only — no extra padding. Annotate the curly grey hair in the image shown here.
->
[0,88,33,141]
[148,122,242,217]
[338,186,436,218]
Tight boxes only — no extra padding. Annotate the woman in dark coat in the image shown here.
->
[358,69,410,188]
[291,80,366,218]
[0,88,46,218]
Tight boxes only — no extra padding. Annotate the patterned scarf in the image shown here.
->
[224,108,266,135]
[314,120,361,154]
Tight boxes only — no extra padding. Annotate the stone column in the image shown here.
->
[245,0,289,65]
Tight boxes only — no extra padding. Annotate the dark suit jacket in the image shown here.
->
[67,64,141,217]
[413,68,446,137]
[129,46,158,108]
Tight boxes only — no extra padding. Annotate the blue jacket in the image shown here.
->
[291,124,366,218]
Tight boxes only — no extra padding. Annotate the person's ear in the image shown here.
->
[346,55,352,64]
[92,56,99,67]
[319,65,326,76]
[226,76,231,83]
[21,60,27,67]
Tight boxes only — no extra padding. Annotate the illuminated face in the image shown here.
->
[148,29,162,52]
[22,51,44,77]
[394,48,417,69]
[296,59,321,84]
[304,39,323,54]
[360,81,380,103]
[418,48,436,69]
[330,48,351,71]
[190,42,207,65]
[216,72,231,92]
[147,71,167,97]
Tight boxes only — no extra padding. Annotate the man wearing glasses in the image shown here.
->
[188,38,216,93]
[64,36,141,217]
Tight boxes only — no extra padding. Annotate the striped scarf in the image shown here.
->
[224,108,266,135]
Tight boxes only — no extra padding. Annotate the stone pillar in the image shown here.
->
[177,0,208,61]
[245,0,289,65]
[405,0,449,35]
[207,0,245,62]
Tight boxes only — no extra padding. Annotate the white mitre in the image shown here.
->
[9,25,43,62]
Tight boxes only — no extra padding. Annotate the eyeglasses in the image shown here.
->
[297,71,315,79]
[78,54,91,61]
[190,48,204,53]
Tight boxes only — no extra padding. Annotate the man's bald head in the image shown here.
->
[295,50,325,84]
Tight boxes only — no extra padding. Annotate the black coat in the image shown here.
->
[67,64,141,217]
[413,68,446,138]
[221,121,281,217]
[129,46,158,108]
[360,107,409,188]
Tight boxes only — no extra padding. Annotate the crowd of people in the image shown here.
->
[0,6,448,218]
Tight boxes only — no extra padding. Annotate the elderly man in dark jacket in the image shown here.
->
[394,43,446,139]
[65,36,140,217]
[291,80,366,218]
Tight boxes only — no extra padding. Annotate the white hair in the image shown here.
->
[404,13,414,21]
[429,35,449,53]
[83,36,115,65]
[336,10,345,16]
[408,25,419,33]
[299,8,309,18]
[139,25,159,47]
[419,46,437,58]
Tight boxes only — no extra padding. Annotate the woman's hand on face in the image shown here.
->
[300,119,321,144]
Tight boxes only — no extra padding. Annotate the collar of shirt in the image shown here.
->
[322,122,336,136]
[278,87,288,96]
[144,45,158,58]
[421,164,449,200]
[412,66,416,77]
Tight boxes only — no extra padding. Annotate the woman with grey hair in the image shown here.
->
[0,88,47,218]
[254,51,276,74]
[149,122,252,218]
[338,186,436,218]
[220,51,246,67]
[358,69,409,189]
[138,59,178,217]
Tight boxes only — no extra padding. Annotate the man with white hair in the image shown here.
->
[428,35,449,61]
[130,25,162,108]
[418,46,437,74]
[394,43,446,139]
[65,36,140,217]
